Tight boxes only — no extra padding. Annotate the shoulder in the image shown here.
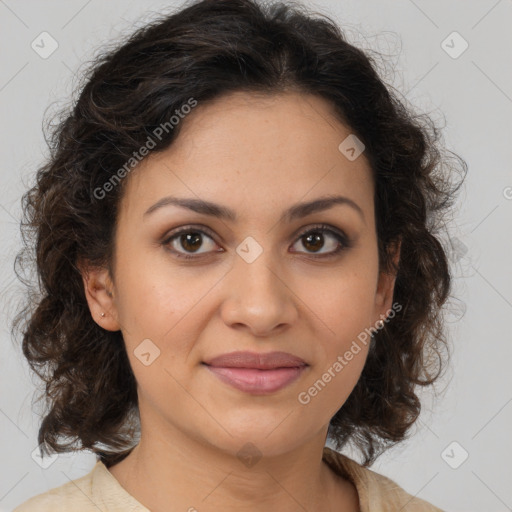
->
[12,462,99,512]
[322,447,444,512]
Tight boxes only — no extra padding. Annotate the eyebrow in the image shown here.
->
[143,194,365,224]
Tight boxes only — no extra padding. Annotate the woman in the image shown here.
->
[13,0,466,510]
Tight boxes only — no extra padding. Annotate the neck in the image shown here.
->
[108,408,358,512]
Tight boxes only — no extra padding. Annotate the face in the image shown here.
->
[83,91,398,458]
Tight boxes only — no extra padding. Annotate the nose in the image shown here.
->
[220,250,298,337]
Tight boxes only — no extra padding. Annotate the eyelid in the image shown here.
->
[293,223,348,243]
[162,224,218,243]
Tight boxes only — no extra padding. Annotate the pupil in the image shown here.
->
[181,232,202,252]
[304,232,323,252]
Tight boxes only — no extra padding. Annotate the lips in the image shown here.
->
[202,351,308,394]
[203,351,307,370]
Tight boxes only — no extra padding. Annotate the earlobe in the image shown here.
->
[77,258,120,331]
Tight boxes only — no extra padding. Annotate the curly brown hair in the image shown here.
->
[12,0,467,468]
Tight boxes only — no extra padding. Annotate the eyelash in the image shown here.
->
[162,223,352,261]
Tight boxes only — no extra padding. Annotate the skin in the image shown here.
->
[81,90,400,512]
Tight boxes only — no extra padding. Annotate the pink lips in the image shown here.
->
[203,351,308,394]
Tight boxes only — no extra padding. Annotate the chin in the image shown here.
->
[198,417,313,461]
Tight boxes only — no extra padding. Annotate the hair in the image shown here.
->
[12,0,467,468]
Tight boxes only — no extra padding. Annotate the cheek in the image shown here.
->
[113,242,206,340]
[293,266,375,410]
[300,264,378,343]
[296,326,370,421]
[114,261,223,396]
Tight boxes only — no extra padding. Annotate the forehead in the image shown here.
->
[120,91,374,222]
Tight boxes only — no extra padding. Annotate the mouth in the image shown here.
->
[202,351,309,394]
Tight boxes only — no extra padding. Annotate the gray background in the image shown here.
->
[1,0,511,511]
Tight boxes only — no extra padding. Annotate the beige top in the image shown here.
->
[13,446,444,511]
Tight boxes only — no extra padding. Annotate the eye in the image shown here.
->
[162,224,351,260]
[290,224,351,258]
[162,226,221,260]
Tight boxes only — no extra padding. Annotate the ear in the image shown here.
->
[373,238,401,322]
[77,258,121,331]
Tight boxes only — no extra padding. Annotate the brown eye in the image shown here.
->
[178,232,203,253]
[291,225,350,257]
[163,227,220,259]
[301,232,326,253]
